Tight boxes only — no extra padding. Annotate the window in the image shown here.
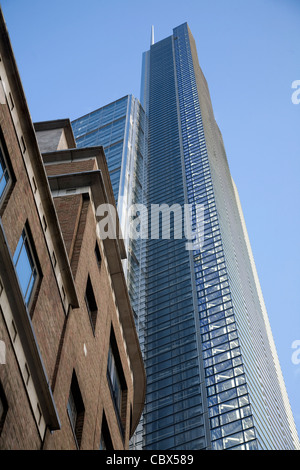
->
[0,381,8,436]
[0,139,10,204]
[85,275,98,332]
[100,412,113,450]
[67,371,85,448]
[95,241,102,268]
[107,344,122,412]
[107,329,128,438]
[13,225,39,306]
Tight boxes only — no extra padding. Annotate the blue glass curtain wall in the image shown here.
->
[172,23,258,450]
[143,34,205,451]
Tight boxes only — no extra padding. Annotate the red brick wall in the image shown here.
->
[45,159,97,177]
[0,103,66,448]
[0,310,40,449]
[43,194,134,449]
[0,103,135,450]
[53,194,83,259]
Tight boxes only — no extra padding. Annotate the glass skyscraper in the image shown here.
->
[72,95,147,356]
[72,23,299,450]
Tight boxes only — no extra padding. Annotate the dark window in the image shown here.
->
[13,225,39,307]
[67,371,85,448]
[0,381,8,436]
[107,329,128,438]
[107,344,122,412]
[85,275,98,333]
[95,241,102,268]
[100,412,113,450]
[0,136,11,207]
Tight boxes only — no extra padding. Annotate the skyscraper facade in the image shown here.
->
[72,23,299,451]
[138,22,299,450]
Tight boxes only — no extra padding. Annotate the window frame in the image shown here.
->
[13,224,40,309]
[100,412,113,450]
[84,275,98,333]
[0,129,14,211]
[67,371,85,448]
[0,381,8,436]
[106,328,128,439]
[95,241,102,269]
[107,344,122,413]
[0,143,9,201]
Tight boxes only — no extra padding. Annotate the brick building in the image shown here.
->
[0,8,145,450]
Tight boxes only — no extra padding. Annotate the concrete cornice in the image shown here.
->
[34,120,77,149]
[42,145,118,211]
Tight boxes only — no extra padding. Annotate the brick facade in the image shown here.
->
[0,8,145,450]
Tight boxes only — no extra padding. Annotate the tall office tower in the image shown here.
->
[71,95,147,360]
[137,22,299,450]
[71,24,299,451]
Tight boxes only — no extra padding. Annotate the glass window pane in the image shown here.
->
[223,431,244,449]
[67,390,77,429]
[0,172,8,196]
[244,428,256,442]
[221,419,242,437]
[107,345,122,412]
[220,409,240,425]
[13,230,37,305]
[16,242,33,294]
[0,148,9,199]
[25,269,37,304]
[13,232,24,264]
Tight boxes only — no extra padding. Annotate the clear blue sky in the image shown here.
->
[1,0,299,440]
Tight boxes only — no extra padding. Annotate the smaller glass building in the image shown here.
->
[72,95,148,362]
[72,96,129,204]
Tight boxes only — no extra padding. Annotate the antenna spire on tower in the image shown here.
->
[151,25,155,45]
